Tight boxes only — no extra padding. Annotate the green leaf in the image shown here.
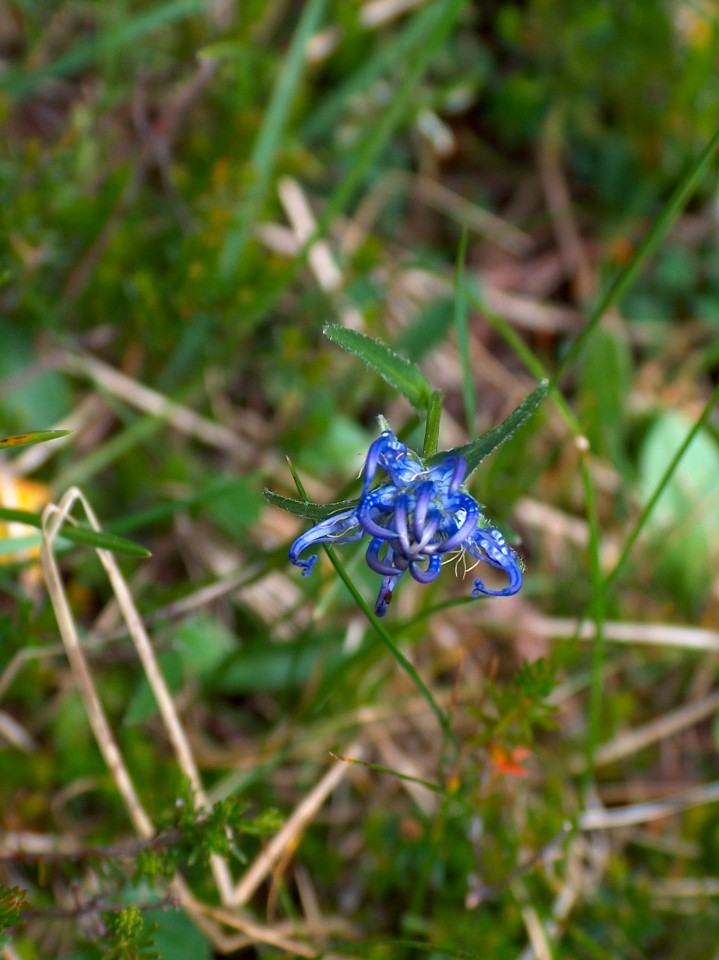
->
[324,324,433,411]
[0,430,70,449]
[137,907,210,960]
[217,634,342,693]
[124,650,183,725]
[432,380,549,476]
[0,507,151,558]
[638,410,719,606]
[219,0,328,277]
[173,615,236,680]
[263,489,358,521]
[578,328,632,470]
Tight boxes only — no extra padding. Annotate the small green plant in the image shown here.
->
[0,886,29,946]
[134,791,282,883]
[96,907,158,960]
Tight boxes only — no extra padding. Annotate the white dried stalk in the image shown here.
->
[39,487,234,904]
[57,352,251,459]
[232,745,362,906]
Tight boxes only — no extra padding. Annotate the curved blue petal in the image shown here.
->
[409,554,442,584]
[362,430,423,495]
[289,509,364,575]
[412,482,434,540]
[375,573,403,617]
[358,487,399,540]
[427,454,467,495]
[366,538,404,576]
[435,494,479,553]
[466,527,523,597]
[392,493,412,556]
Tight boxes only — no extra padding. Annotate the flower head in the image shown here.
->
[289,428,523,616]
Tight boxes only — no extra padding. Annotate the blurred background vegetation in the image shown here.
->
[2,0,719,956]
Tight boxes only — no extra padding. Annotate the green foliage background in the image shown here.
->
[2,1,719,957]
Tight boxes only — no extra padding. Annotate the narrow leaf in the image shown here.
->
[324,324,433,411]
[5,0,204,100]
[263,489,358,521]
[0,507,151,558]
[219,0,328,276]
[0,535,42,557]
[433,380,549,476]
[454,228,476,433]
[556,122,719,381]
[0,430,69,449]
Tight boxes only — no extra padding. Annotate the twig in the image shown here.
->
[232,745,362,906]
[0,828,184,864]
[40,491,155,840]
[528,614,719,651]
[592,688,719,769]
[278,177,364,330]
[538,110,594,304]
[580,781,719,830]
[185,892,360,959]
[57,352,251,459]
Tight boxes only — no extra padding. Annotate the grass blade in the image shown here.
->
[604,380,719,592]
[556,123,719,381]
[220,0,465,329]
[302,0,456,142]
[422,391,444,459]
[0,507,150,558]
[0,430,69,449]
[219,0,328,278]
[316,0,465,229]
[454,229,476,433]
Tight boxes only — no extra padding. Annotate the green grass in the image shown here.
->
[3,2,719,958]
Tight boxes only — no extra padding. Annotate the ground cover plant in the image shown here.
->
[2,1,719,957]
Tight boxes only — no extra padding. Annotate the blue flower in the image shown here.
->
[289,429,523,616]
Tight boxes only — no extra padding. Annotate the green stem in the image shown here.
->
[422,391,444,459]
[604,380,719,593]
[554,123,719,383]
[325,546,453,743]
[580,452,606,796]
[287,458,453,741]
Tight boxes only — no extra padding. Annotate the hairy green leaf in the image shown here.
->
[263,489,358,520]
[324,324,433,411]
[432,380,548,476]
